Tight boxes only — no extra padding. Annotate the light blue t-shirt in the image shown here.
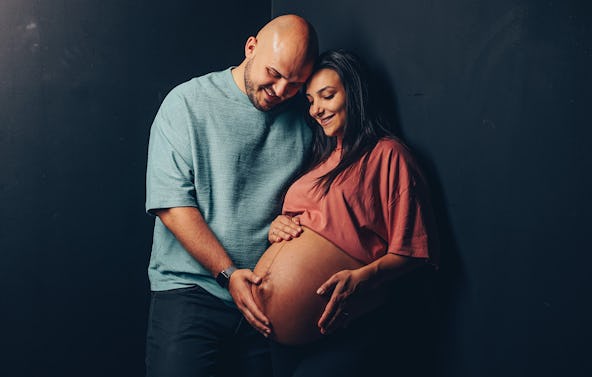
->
[145,68,311,302]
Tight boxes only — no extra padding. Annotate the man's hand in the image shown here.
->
[268,215,303,243]
[228,269,272,337]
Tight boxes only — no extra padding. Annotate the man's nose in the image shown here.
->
[273,79,289,98]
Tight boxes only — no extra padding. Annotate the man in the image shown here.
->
[144,14,317,377]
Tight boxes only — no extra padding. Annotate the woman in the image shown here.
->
[251,50,439,375]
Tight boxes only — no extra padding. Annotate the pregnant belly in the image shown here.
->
[252,227,364,345]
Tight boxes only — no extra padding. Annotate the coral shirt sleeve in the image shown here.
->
[384,146,433,262]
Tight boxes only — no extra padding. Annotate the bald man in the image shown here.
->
[144,14,318,377]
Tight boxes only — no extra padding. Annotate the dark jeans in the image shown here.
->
[145,285,271,377]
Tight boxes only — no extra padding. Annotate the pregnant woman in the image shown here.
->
[250,50,439,376]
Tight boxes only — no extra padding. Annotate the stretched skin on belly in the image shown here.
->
[252,227,365,345]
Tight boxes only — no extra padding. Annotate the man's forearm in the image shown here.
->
[154,206,272,335]
[154,206,234,276]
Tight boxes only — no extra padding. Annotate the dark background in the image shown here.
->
[1,0,590,376]
[0,1,269,376]
[272,1,592,376]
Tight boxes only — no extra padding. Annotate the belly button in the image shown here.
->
[256,278,272,301]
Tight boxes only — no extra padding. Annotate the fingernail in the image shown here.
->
[317,288,324,295]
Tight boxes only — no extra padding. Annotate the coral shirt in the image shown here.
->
[282,138,438,265]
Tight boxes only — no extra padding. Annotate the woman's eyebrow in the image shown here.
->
[316,86,336,94]
[306,86,336,97]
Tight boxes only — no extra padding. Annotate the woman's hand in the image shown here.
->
[315,268,371,335]
[227,268,272,338]
[316,253,423,335]
[268,215,303,243]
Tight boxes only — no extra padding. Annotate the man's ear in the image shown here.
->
[244,36,257,58]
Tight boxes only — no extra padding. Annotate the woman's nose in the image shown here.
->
[311,104,324,118]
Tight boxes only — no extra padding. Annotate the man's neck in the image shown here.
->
[231,63,246,94]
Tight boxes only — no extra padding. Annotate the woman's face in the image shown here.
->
[305,68,347,139]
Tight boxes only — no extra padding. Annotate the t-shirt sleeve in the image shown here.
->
[145,89,197,216]
[387,186,430,259]
[384,150,432,260]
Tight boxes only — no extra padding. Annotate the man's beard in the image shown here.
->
[244,59,272,112]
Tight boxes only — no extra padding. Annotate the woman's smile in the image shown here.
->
[306,68,347,139]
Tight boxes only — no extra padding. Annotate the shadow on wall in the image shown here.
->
[365,59,468,375]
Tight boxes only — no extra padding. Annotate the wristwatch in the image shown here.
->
[216,266,237,288]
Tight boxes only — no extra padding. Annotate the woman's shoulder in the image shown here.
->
[371,137,413,160]
[368,137,425,179]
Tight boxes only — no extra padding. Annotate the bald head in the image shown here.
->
[232,15,319,111]
[256,14,318,66]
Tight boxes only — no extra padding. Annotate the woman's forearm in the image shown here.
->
[356,253,424,290]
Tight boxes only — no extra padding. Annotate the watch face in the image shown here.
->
[216,267,236,288]
[216,272,229,288]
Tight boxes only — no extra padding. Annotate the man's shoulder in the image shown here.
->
[169,69,230,97]
[193,68,231,89]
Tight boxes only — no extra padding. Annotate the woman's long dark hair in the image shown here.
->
[305,49,398,195]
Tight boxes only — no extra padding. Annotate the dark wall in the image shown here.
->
[3,1,590,376]
[274,1,592,376]
[0,1,269,376]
